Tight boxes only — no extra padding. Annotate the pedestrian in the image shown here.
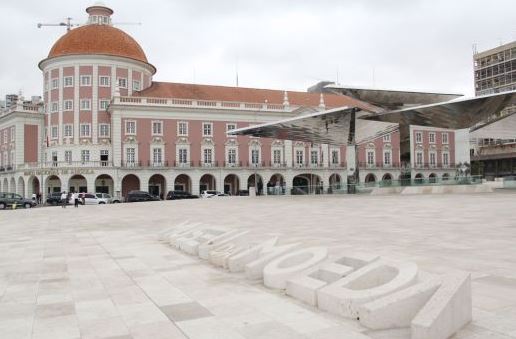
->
[81,192,85,206]
[37,192,42,204]
[32,193,37,204]
[73,192,79,208]
[61,191,67,208]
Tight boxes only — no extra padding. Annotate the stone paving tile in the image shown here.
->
[160,301,213,322]
[78,316,131,339]
[35,301,76,319]
[128,321,187,339]
[117,303,169,328]
[75,299,120,322]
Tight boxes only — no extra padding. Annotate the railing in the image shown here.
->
[198,161,219,168]
[115,96,294,113]
[224,161,243,168]
[0,165,15,172]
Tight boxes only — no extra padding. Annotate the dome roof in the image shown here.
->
[41,24,154,71]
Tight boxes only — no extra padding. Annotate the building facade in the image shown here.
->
[471,41,516,178]
[0,4,461,200]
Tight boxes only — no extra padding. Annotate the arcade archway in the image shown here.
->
[199,174,216,192]
[224,174,240,195]
[148,174,166,199]
[121,174,140,199]
[174,174,192,193]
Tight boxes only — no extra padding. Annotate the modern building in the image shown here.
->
[0,4,464,200]
[471,41,516,178]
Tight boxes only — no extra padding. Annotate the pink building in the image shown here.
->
[0,4,460,201]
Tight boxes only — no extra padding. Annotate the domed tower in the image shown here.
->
[38,3,155,166]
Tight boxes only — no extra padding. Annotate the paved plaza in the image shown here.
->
[0,192,516,339]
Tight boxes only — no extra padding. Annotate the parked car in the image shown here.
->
[201,190,229,198]
[74,193,106,205]
[237,190,249,196]
[0,192,36,209]
[166,191,199,200]
[95,193,121,204]
[126,190,160,203]
[46,192,67,206]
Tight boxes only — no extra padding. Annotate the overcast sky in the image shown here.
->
[1,0,515,99]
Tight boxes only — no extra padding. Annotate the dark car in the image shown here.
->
[126,190,160,203]
[46,192,66,206]
[0,192,36,209]
[236,190,249,196]
[166,191,199,200]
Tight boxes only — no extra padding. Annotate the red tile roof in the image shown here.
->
[44,25,151,67]
[135,82,378,111]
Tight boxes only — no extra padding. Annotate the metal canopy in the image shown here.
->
[230,90,516,145]
[362,90,516,129]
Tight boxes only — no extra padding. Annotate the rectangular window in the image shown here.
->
[178,148,188,164]
[51,126,58,139]
[384,151,391,165]
[81,150,90,163]
[295,150,304,165]
[51,102,59,112]
[64,124,73,137]
[203,148,213,164]
[51,78,59,89]
[202,122,212,137]
[80,75,92,86]
[429,132,436,144]
[10,127,15,142]
[331,150,339,164]
[442,132,449,144]
[273,149,281,164]
[443,153,449,166]
[99,100,110,110]
[226,123,236,134]
[80,124,91,137]
[132,80,141,91]
[64,100,73,111]
[367,151,375,165]
[80,99,91,110]
[416,152,423,166]
[152,121,163,135]
[227,149,236,164]
[430,152,436,166]
[2,131,6,144]
[178,121,188,136]
[383,133,391,142]
[99,76,110,87]
[99,124,110,137]
[51,151,57,165]
[63,76,73,87]
[65,150,72,164]
[153,148,162,165]
[251,149,259,165]
[126,148,135,164]
[311,150,318,164]
[118,78,127,88]
[125,120,136,135]
[415,132,422,143]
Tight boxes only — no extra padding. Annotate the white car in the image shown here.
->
[201,190,229,198]
[95,193,121,204]
[78,193,108,205]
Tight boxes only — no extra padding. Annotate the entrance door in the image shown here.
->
[96,186,109,194]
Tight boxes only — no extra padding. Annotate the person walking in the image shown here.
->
[61,191,67,208]
[32,193,37,204]
[37,192,42,204]
[73,192,80,208]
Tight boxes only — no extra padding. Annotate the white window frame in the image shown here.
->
[203,148,213,165]
[295,149,304,166]
[79,123,91,138]
[442,152,450,167]
[226,147,237,165]
[152,147,163,166]
[226,123,237,136]
[63,76,74,87]
[51,126,58,139]
[177,121,188,136]
[118,77,127,89]
[63,124,73,137]
[416,151,424,167]
[99,100,110,110]
[10,127,15,142]
[126,147,136,165]
[132,80,141,91]
[81,150,90,163]
[251,148,260,165]
[80,99,91,111]
[99,124,110,137]
[310,149,319,165]
[429,132,436,144]
[51,101,59,112]
[202,122,213,137]
[331,149,340,165]
[415,132,422,143]
[51,78,59,89]
[99,76,110,87]
[442,132,449,144]
[63,100,73,111]
[80,75,92,87]
[152,120,163,136]
[383,150,392,166]
[178,147,189,165]
[429,151,437,167]
[2,130,6,144]
[272,149,282,165]
[125,120,136,135]
[64,150,72,164]
[366,150,375,167]
[383,133,391,142]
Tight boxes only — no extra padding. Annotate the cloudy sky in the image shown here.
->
[1,0,515,99]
